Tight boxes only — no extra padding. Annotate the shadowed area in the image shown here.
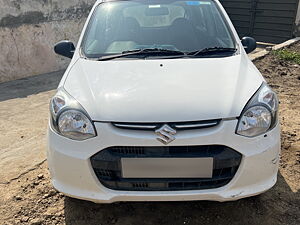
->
[63,173,299,225]
[0,70,63,102]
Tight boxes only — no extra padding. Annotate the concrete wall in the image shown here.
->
[0,0,95,83]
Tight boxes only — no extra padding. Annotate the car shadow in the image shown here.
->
[0,70,64,101]
[64,172,299,225]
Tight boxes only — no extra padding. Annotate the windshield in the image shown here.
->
[82,0,236,58]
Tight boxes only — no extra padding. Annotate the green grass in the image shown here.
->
[273,49,300,64]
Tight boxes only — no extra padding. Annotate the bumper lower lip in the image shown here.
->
[47,119,281,203]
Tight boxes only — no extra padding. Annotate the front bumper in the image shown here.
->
[47,119,280,203]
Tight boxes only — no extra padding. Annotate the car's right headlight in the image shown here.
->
[49,88,96,141]
[236,83,279,137]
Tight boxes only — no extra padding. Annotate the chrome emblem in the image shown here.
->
[155,124,176,145]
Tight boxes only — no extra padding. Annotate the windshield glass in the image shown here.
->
[82,0,236,58]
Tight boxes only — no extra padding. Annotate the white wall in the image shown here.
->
[0,0,95,83]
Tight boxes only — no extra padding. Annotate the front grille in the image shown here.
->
[111,146,145,155]
[112,119,221,131]
[90,145,242,191]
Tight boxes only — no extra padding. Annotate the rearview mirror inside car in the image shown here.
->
[145,6,169,16]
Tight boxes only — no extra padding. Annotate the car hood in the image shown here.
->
[64,55,263,122]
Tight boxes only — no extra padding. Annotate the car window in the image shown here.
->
[82,0,236,57]
[123,4,185,27]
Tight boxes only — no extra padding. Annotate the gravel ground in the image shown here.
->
[0,43,299,225]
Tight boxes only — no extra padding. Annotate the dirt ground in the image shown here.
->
[0,43,299,225]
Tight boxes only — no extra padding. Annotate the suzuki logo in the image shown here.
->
[155,124,176,145]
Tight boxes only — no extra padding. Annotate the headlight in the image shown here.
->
[50,88,96,140]
[237,83,278,137]
[58,110,96,140]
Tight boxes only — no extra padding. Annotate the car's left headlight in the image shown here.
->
[236,83,279,137]
[49,88,96,141]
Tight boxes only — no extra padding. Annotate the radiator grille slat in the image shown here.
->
[112,119,221,131]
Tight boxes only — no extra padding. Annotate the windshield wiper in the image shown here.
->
[98,48,185,61]
[96,47,236,60]
[188,47,237,57]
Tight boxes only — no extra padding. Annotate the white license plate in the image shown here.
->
[121,158,213,178]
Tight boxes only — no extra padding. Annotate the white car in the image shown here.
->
[47,0,280,203]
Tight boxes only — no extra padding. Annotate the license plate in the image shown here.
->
[121,158,213,178]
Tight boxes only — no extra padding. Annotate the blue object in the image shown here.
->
[186,1,211,6]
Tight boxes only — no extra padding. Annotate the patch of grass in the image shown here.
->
[273,49,300,64]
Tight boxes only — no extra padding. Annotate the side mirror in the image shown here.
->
[241,37,257,54]
[54,40,75,58]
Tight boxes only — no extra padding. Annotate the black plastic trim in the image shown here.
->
[91,145,242,191]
